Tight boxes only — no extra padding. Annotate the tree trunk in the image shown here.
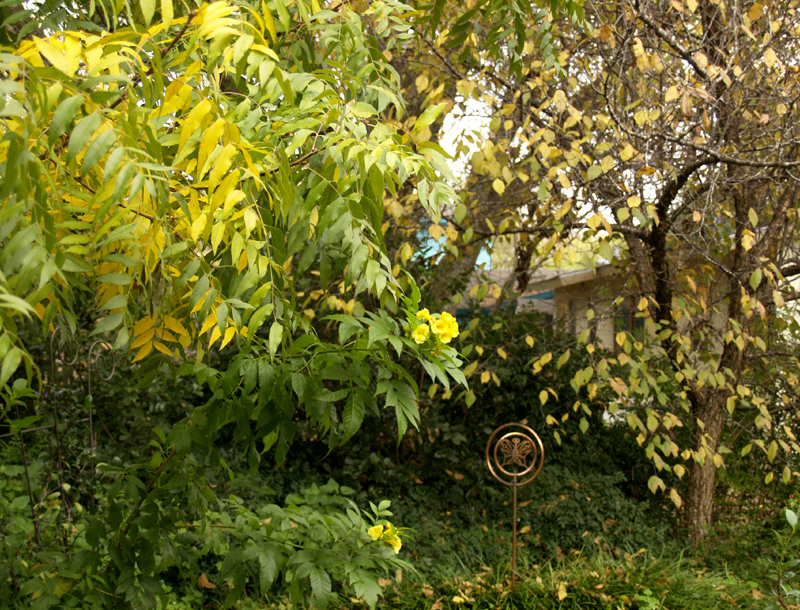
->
[684,394,726,546]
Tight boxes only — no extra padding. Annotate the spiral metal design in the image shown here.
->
[49,328,80,369]
[486,423,544,488]
[88,340,116,383]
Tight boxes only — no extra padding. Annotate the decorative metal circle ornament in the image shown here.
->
[486,423,544,488]
[486,422,545,587]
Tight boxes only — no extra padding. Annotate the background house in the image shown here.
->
[460,263,642,352]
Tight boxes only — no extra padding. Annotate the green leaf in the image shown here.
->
[309,566,332,610]
[749,268,762,291]
[269,321,283,357]
[0,293,35,317]
[0,347,21,387]
[49,94,85,146]
[113,162,136,201]
[342,393,365,442]
[586,164,602,181]
[275,0,291,30]
[140,0,156,26]
[258,551,278,593]
[67,111,102,163]
[104,147,126,184]
[81,129,116,178]
[351,102,377,118]
[92,313,124,335]
[412,102,447,135]
[384,380,418,437]
[98,272,133,285]
[351,570,382,608]
[787,509,798,529]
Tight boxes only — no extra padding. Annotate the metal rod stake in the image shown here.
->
[486,423,545,589]
[512,478,518,587]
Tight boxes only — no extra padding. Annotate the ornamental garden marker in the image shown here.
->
[486,423,545,587]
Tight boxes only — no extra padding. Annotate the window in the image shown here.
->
[556,299,577,334]
[614,296,644,350]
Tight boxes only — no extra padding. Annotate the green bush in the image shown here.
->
[255,309,671,577]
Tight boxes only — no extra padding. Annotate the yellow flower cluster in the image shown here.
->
[411,324,430,344]
[412,309,459,345]
[368,523,402,554]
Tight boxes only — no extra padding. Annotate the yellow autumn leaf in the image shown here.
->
[179,98,213,152]
[191,290,213,314]
[665,85,680,102]
[34,37,74,75]
[620,143,636,161]
[132,340,154,362]
[131,328,156,349]
[763,47,777,69]
[211,222,225,253]
[153,341,174,357]
[133,315,157,335]
[212,170,240,209]
[243,207,259,237]
[209,146,238,193]
[220,326,236,348]
[222,190,247,218]
[198,118,226,181]
[492,178,505,195]
[162,316,189,337]
[198,312,216,336]
[155,328,178,343]
[191,213,208,242]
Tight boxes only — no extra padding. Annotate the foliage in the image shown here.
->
[378,0,800,543]
[250,309,671,578]
[0,454,406,609]
[767,508,800,610]
[0,0,480,605]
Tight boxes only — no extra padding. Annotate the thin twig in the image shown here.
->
[109,11,197,111]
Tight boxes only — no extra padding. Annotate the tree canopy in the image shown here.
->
[0,0,486,605]
[378,0,800,544]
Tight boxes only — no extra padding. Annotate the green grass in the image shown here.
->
[200,546,769,610]
[374,549,766,610]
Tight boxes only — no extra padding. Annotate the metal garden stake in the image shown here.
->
[486,422,544,587]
